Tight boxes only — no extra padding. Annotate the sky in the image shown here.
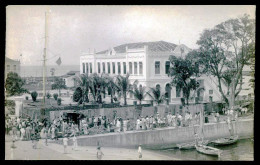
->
[6,5,255,66]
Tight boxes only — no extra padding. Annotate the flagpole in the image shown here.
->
[43,11,47,105]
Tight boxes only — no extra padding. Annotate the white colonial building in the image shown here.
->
[80,41,226,104]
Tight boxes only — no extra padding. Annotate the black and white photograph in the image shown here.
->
[4,5,255,160]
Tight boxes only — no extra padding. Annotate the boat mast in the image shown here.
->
[43,11,48,105]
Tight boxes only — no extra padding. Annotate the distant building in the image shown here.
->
[5,56,20,79]
[80,41,227,104]
[61,71,80,88]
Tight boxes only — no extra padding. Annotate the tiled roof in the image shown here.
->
[96,41,178,54]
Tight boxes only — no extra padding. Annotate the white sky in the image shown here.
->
[6,5,255,66]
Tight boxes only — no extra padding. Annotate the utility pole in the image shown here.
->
[43,11,48,105]
[42,10,50,121]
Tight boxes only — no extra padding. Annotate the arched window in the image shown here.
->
[98,62,101,73]
[102,62,105,73]
[129,62,132,74]
[107,62,110,74]
[86,63,89,73]
[82,63,85,73]
[165,61,170,74]
[155,61,160,74]
[156,84,160,90]
[123,62,126,74]
[118,62,121,74]
[112,62,115,74]
[134,62,137,74]
[90,63,92,73]
[139,62,143,75]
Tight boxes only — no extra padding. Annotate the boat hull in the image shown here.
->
[195,145,221,157]
[211,135,238,146]
[177,140,209,150]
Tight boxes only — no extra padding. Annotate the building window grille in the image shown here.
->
[98,62,101,73]
[129,62,132,74]
[134,62,137,74]
[139,62,143,75]
[165,61,170,74]
[118,62,121,74]
[102,62,105,73]
[90,63,92,73]
[82,63,85,73]
[86,63,89,73]
[112,62,115,74]
[123,62,126,74]
[155,61,160,74]
[107,62,110,74]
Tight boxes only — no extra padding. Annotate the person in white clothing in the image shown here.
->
[63,135,68,154]
[72,135,78,150]
[138,144,142,160]
[136,118,140,130]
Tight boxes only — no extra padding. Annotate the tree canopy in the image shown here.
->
[193,14,255,107]
[168,55,200,105]
[5,72,28,96]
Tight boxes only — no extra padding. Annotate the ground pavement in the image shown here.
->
[5,135,179,160]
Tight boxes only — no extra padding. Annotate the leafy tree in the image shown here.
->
[73,87,83,103]
[88,73,103,103]
[115,74,132,105]
[194,14,255,107]
[5,72,28,96]
[51,77,67,96]
[147,86,165,105]
[31,91,38,102]
[168,56,200,105]
[103,74,118,103]
[57,98,62,106]
[46,92,51,99]
[53,93,58,100]
[75,73,90,103]
[129,81,147,105]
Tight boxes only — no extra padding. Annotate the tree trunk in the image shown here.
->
[110,92,114,104]
[58,89,61,97]
[229,81,236,109]
[124,92,127,105]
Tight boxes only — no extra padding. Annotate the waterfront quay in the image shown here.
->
[53,118,253,149]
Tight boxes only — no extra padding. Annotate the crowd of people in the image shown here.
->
[5,105,249,143]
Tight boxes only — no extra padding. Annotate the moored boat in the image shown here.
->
[211,135,238,146]
[195,144,222,157]
[177,140,209,150]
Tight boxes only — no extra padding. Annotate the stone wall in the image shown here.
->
[66,119,253,149]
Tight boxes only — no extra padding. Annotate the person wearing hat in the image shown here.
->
[138,144,142,160]
[96,146,104,160]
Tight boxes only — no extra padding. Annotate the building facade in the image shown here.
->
[80,41,226,104]
[5,57,21,79]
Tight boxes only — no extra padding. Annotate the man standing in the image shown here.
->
[96,146,104,160]
[63,135,68,154]
[138,144,142,160]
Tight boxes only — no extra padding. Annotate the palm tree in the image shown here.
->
[146,86,166,105]
[88,73,104,103]
[115,74,131,105]
[52,77,66,96]
[129,81,147,105]
[103,74,117,103]
[75,73,90,103]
